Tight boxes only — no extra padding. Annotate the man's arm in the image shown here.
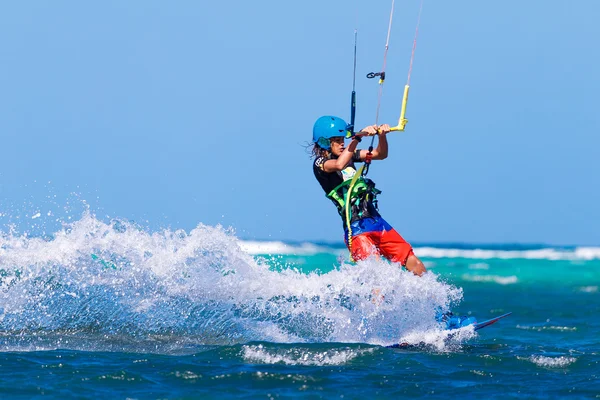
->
[358,124,390,161]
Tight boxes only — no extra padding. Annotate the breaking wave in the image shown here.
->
[241,242,600,261]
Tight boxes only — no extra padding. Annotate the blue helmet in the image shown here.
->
[312,116,348,150]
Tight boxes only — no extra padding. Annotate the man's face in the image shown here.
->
[329,137,345,156]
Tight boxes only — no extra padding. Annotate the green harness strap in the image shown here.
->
[344,165,365,261]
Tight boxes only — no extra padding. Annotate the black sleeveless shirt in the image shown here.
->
[313,150,362,194]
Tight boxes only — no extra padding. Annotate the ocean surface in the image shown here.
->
[0,214,598,398]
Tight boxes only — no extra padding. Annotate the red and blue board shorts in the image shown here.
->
[344,216,414,265]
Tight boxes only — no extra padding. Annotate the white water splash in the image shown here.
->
[0,212,464,350]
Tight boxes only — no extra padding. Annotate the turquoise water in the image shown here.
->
[1,215,599,398]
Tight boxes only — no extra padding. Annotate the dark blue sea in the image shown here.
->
[1,215,598,398]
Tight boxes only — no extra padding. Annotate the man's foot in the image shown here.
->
[436,310,477,330]
[370,288,385,305]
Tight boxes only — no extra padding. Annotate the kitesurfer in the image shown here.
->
[311,115,426,276]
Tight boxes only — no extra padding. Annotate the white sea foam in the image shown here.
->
[396,325,477,352]
[416,247,600,261]
[468,263,490,270]
[239,241,334,255]
[516,325,577,332]
[242,344,374,366]
[238,241,600,261]
[461,274,518,285]
[527,355,577,368]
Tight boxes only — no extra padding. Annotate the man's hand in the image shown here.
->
[357,125,378,136]
[357,124,391,136]
[377,124,391,135]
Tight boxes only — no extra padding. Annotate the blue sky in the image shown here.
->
[1,1,598,245]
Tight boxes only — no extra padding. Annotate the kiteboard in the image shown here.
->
[440,311,512,331]
[473,312,512,331]
[388,312,512,349]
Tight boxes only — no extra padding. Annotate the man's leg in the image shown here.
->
[349,233,379,261]
[378,226,427,276]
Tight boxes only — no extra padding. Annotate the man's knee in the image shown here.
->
[405,254,426,276]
